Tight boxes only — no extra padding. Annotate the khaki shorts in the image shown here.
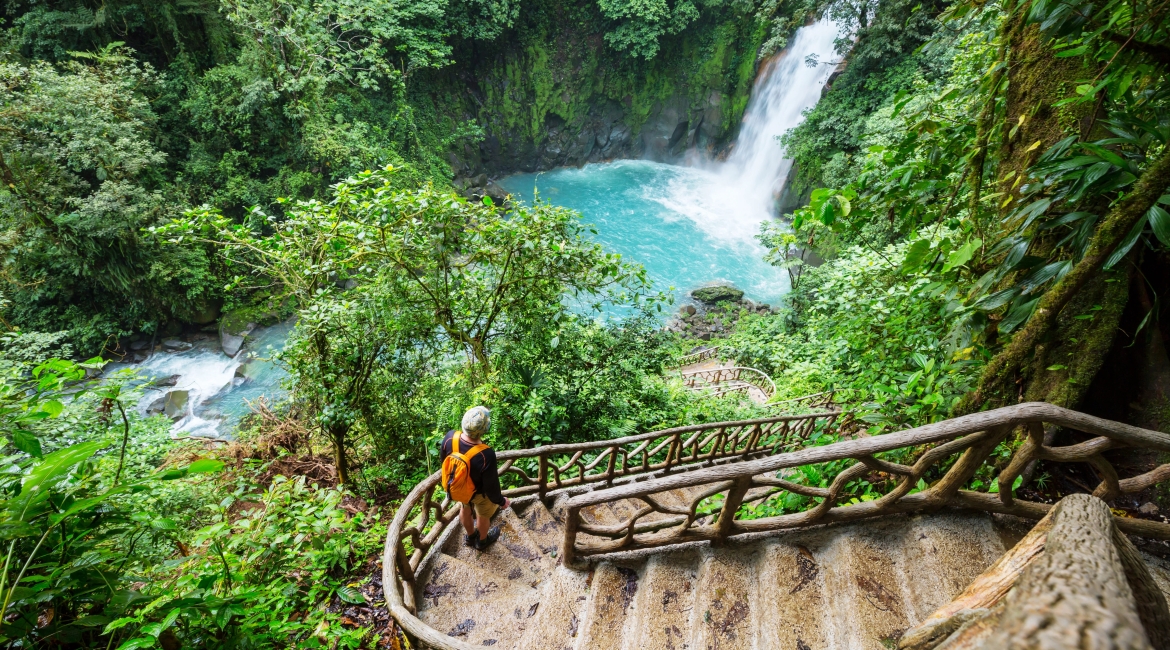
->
[468,493,499,520]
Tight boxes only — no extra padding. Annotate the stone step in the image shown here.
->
[689,546,760,650]
[575,561,645,649]
[515,564,592,650]
[441,505,551,586]
[756,539,832,649]
[416,554,541,647]
[900,512,1004,618]
[817,518,921,649]
[620,549,700,650]
[516,499,564,557]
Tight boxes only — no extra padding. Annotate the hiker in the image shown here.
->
[440,406,510,551]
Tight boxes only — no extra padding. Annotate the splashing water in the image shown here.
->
[127,321,292,438]
[500,19,840,306]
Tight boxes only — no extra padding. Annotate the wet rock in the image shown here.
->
[130,339,151,351]
[146,394,166,416]
[691,285,744,304]
[162,338,192,352]
[220,320,256,357]
[163,390,189,420]
[1139,502,1160,516]
[680,304,697,316]
[156,374,180,387]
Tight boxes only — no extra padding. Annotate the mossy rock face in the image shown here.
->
[691,285,744,304]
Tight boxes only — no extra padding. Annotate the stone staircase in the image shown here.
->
[389,404,1170,650]
[414,487,1026,649]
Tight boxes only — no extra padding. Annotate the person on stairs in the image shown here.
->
[440,406,510,551]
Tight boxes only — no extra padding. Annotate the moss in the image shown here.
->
[1020,271,1128,407]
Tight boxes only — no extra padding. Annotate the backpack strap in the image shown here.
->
[451,433,489,464]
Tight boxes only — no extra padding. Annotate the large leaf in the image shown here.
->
[1103,216,1146,269]
[24,440,108,493]
[1147,204,1170,247]
[12,430,42,459]
[901,239,933,273]
[999,298,1041,333]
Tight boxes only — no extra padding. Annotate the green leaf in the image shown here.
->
[337,585,366,604]
[187,459,225,474]
[942,238,982,273]
[1103,215,1146,269]
[1147,205,1170,247]
[999,298,1040,334]
[38,400,64,418]
[1046,364,1067,371]
[115,637,157,650]
[12,430,42,458]
[24,440,107,491]
[901,239,932,273]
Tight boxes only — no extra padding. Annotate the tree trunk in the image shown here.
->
[981,494,1152,649]
[956,151,1170,414]
[331,424,351,486]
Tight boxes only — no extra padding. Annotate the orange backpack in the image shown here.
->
[441,433,489,503]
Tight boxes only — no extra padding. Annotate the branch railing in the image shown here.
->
[669,345,721,368]
[381,409,844,649]
[559,402,1170,565]
[681,365,777,399]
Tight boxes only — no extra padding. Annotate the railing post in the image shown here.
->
[562,506,582,568]
[713,476,751,545]
[605,446,617,486]
[537,451,548,504]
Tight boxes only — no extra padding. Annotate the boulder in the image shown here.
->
[162,338,191,352]
[163,390,189,420]
[146,394,166,416]
[130,339,151,351]
[220,318,256,357]
[190,299,222,325]
[1139,502,1160,516]
[680,304,697,316]
[691,285,744,304]
[156,374,180,387]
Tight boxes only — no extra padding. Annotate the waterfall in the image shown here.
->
[722,19,840,212]
[649,18,839,243]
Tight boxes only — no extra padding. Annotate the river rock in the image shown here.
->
[156,374,180,387]
[691,285,744,304]
[191,299,222,325]
[130,339,151,351]
[220,321,256,357]
[163,390,189,420]
[162,338,192,352]
[680,304,697,316]
[146,394,166,416]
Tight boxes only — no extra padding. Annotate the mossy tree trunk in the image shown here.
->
[955,4,1170,415]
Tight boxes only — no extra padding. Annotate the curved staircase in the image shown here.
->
[384,403,1170,649]
[415,494,1012,649]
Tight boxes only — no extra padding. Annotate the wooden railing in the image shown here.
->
[670,345,721,368]
[767,389,838,411]
[681,365,777,398]
[381,410,844,649]
[559,402,1170,565]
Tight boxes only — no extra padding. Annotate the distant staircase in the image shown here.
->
[383,403,1170,649]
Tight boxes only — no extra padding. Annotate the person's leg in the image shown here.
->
[472,495,500,549]
[459,500,475,536]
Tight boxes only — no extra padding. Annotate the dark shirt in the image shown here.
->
[439,430,505,506]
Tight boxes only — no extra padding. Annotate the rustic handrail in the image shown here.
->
[559,402,1170,565]
[669,345,721,368]
[380,408,843,649]
[681,365,777,398]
